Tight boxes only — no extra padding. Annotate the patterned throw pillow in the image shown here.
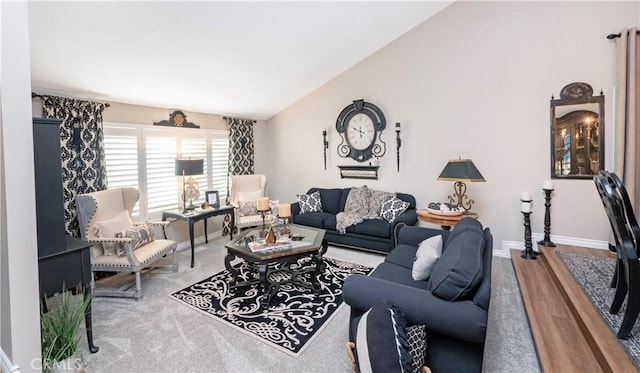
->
[380,195,410,223]
[114,222,156,257]
[353,301,414,373]
[94,210,134,256]
[238,201,258,217]
[297,191,323,214]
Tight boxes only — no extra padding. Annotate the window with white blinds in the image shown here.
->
[103,123,229,220]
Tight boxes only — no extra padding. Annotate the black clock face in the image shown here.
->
[336,99,386,162]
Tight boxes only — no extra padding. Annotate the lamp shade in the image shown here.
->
[175,159,203,176]
[437,158,486,182]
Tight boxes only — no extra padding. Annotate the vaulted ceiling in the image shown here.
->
[28,1,453,120]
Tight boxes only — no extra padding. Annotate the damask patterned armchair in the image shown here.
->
[76,187,178,299]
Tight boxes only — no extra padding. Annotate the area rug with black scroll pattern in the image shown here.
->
[169,257,372,356]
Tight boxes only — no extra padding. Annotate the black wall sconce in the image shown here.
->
[395,122,401,172]
[322,128,329,170]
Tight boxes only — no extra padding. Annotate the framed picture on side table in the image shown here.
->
[206,190,220,208]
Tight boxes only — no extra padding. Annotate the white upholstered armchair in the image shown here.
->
[228,174,272,230]
[76,187,178,299]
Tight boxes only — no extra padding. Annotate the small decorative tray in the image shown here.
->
[425,207,463,217]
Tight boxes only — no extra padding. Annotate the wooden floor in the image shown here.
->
[511,244,636,372]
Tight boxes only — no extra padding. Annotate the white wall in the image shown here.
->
[261,1,639,253]
[1,1,43,370]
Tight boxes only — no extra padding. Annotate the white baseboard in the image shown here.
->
[498,233,609,258]
[1,347,20,373]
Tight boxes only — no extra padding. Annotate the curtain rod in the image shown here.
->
[31,92,111,107]
[607,30,640,39]
[223,116,256,123]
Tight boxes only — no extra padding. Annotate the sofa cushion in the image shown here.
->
[353,301,414,373]
[297,191,323,213]
[323,214,337,230]
[371,262,430,290]
[309,188,343,214]
[293,211,332,229]
[351,219,392,239]
[428,224,484,301]
[380,195,410,223]
[444,217,481,244]
[412,235,443,281]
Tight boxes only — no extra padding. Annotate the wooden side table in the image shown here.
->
[417,209,478,231]
[162,206,235,268]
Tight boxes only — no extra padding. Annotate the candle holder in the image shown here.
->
[258,208,270,238]
[537,188,556,247]
[323,129,329,170]
[521,208,537,260]
[278,215,291,236]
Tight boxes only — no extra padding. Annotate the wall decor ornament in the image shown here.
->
[154,110,200,128]
[336,99,387,162]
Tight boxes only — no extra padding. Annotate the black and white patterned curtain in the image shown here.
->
[38,94,110,237]
[223,116,256,235]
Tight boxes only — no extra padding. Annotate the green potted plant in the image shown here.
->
[40,289,91,373]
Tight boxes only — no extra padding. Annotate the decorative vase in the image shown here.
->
[266,227,277,245]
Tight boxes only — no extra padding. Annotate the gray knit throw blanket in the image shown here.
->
[336,186,393,233]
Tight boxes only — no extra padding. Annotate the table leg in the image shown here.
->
[229,210,235,240]
[83,283,99,353]
[310,253,324,294]
[204,218,209,244]
[259,263,274,309]
[188,220,195,268]
[225,252,238,287]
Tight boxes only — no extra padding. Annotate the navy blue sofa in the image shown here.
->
[291,187,417,254]
[343,218,493,373]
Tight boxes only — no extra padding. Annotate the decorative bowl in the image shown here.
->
[426,207,463,217]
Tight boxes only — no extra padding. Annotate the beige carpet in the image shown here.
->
[73,235,539,372]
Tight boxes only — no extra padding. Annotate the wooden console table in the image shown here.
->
[417,209,478,231]
[162,206,235,268]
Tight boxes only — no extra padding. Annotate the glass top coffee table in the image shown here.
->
[224,224,327,309]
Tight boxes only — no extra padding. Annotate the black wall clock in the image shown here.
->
[336,99,387,162]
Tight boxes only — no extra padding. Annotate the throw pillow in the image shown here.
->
[353,301,414,373]
[380,195,410,223]
[238,201,258,217]
[297,191,323,214]
[429,221,485,301]
[411,235,443,281]
[236,189,264,204]
[93,210,134,256]
[114,222,156,257]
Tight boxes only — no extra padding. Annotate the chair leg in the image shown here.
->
[617,263,640,339]
[610,258,619,288]
[134,271,142,300]
[610,259,627,314]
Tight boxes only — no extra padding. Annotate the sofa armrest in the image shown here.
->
[343,274,487,343]
[391,209,418,246]
[291,202,301,216]
[397,225,450,247]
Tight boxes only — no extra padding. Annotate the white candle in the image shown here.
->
[278,204,291,217]
[521,192,531,201]
[521,202,531,213]
[544,180,554,190]
[256,197,269,211]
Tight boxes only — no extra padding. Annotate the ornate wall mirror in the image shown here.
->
[550,82,604,179]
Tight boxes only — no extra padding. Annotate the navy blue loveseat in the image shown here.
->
[291,187,417,254]
[343,218,493,372]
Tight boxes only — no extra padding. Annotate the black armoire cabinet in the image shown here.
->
[32,117,66,256]
[33,117,98,353]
